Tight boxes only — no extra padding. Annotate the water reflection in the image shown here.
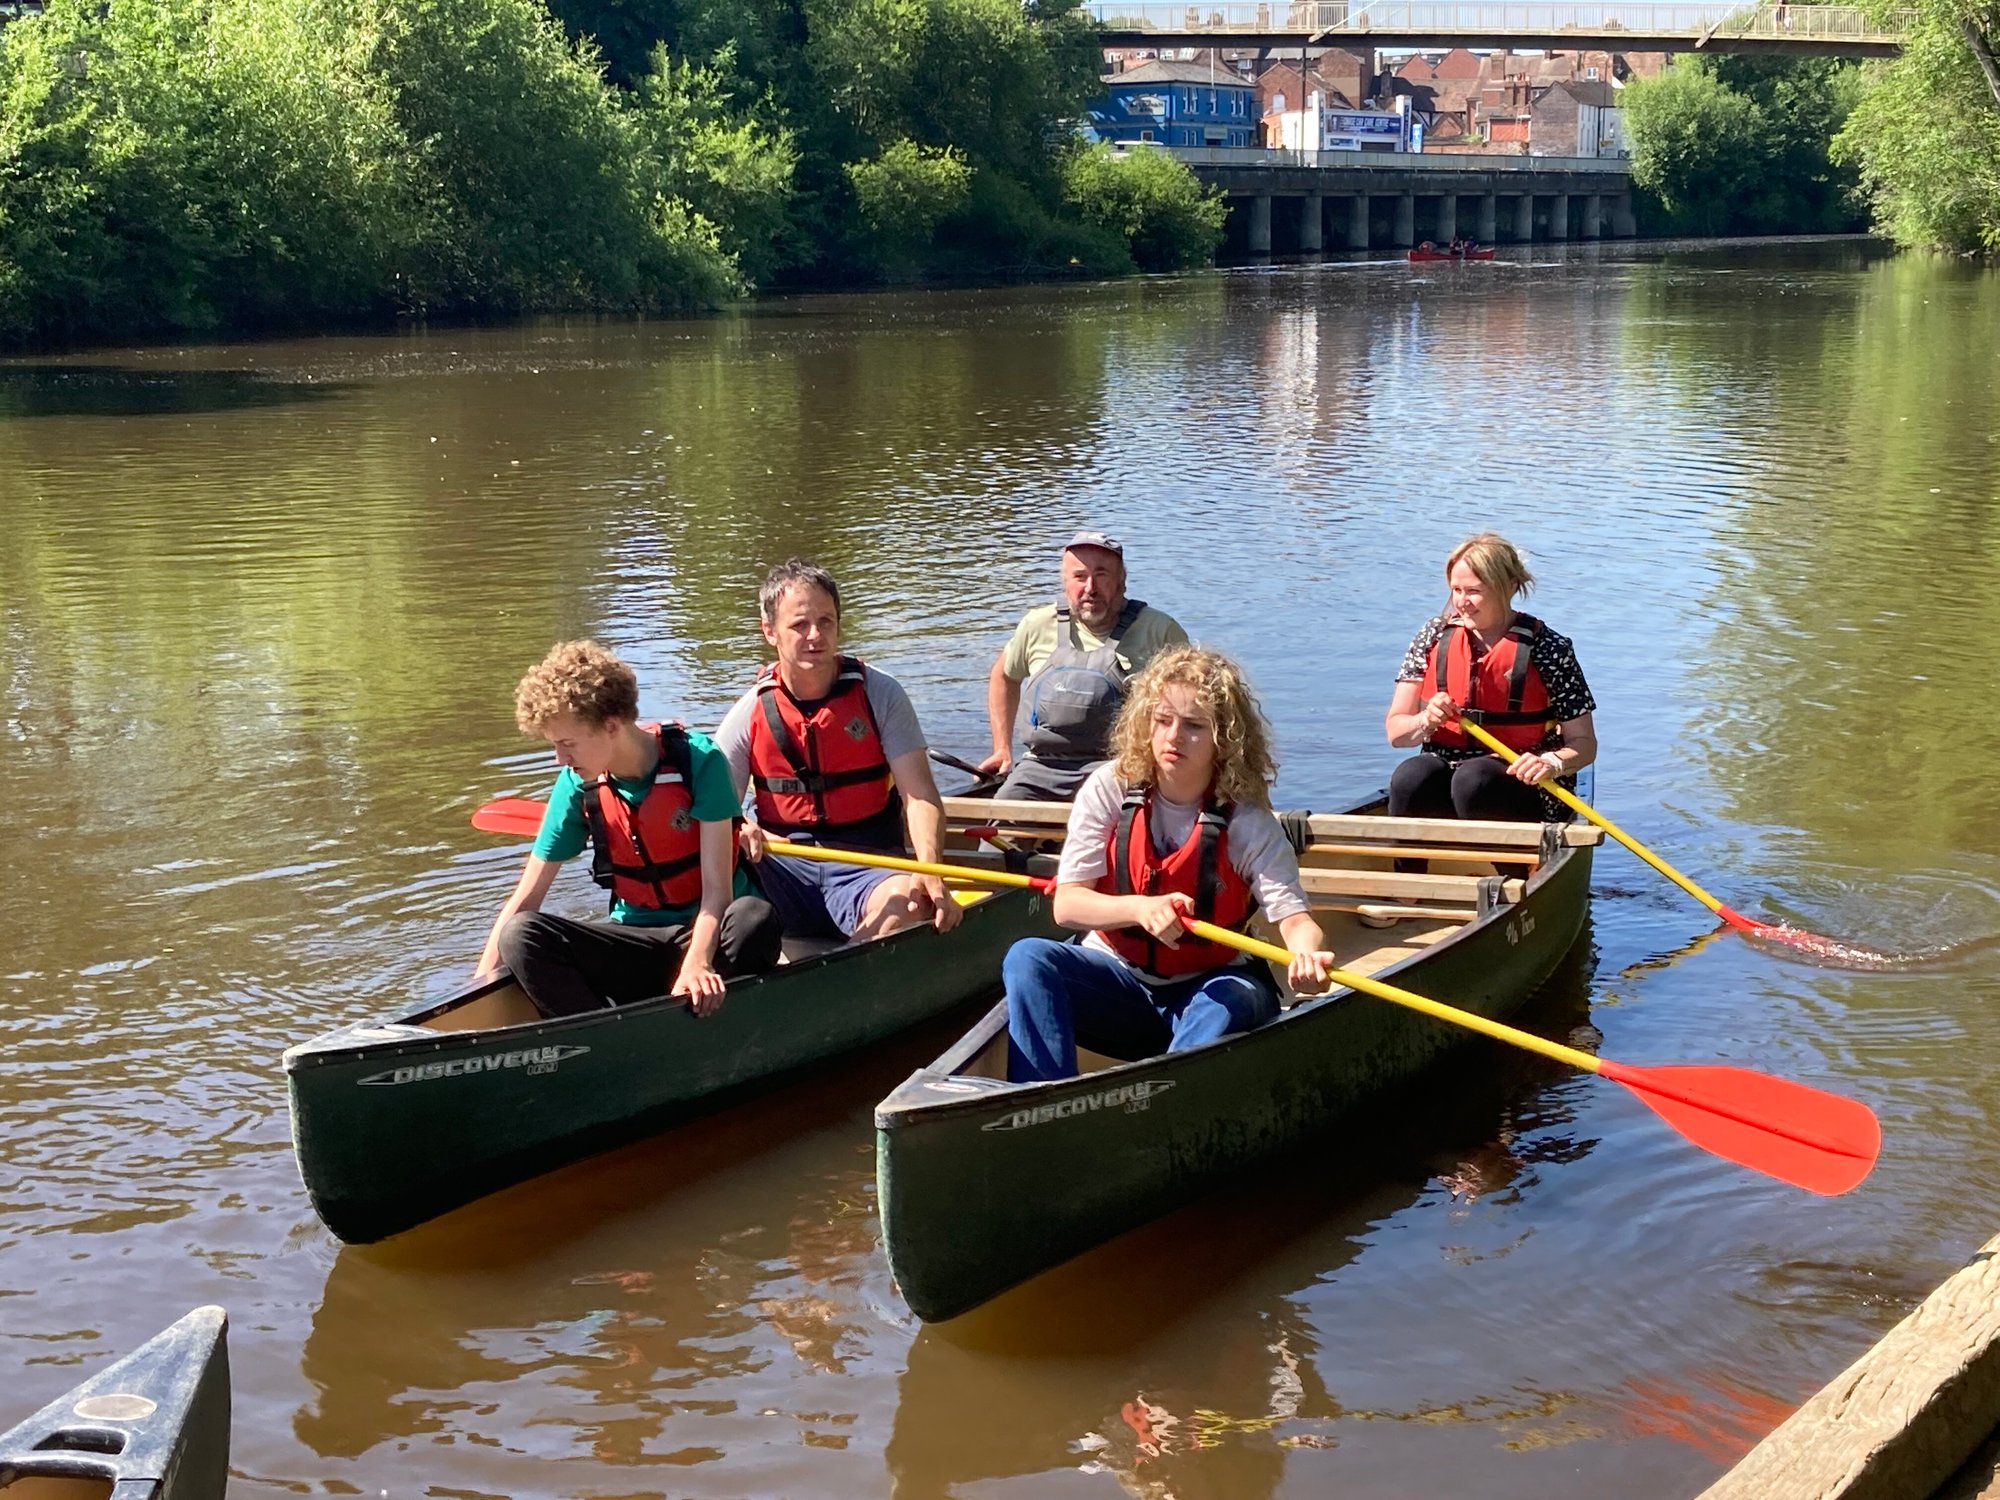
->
[5,242,2000,1500]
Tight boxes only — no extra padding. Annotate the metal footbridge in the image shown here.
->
[1090,1,1912,57]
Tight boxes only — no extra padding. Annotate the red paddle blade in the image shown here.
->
[1597,1060,1880,1196]
[1717,905,1902,968]
[470,798,546,837]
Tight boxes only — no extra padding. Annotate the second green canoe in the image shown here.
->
[877,808,1602,1322]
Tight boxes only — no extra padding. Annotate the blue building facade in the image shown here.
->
[1089,61,1257,148]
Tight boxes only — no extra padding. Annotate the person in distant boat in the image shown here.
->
[976,530,1190,802]
[1002,646,1335,1083]
[1382,531,1597,828]
[716,558,963,941]
[476,640,783,1019]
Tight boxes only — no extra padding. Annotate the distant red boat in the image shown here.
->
[1409,244,1496,262]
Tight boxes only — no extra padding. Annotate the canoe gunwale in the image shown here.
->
[284,884,1023,1073]
[876,826,1585,1130]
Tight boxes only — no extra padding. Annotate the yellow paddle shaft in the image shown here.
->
[1452,717,1729,917]
[763,839,1050,892]
[1183,917,1603,1075]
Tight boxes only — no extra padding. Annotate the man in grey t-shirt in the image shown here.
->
[715,559,962,942]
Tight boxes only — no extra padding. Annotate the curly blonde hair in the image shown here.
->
[1109,646,1278,809]
[514,640,639,734]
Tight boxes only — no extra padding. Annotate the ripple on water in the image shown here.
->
[4,245,2000,1499]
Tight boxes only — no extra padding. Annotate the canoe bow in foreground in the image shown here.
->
[876,813,1599,1323]
[0,1305,229,1500]
[286,882,1052,1244]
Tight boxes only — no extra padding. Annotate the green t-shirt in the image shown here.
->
[530,728,754,926]
[1000,601,1190,682]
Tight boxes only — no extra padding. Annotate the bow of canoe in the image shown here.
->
[0,1305,229,1500]
[876,809,1601,1323]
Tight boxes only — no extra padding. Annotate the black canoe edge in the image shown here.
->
[0,1305,229,1500]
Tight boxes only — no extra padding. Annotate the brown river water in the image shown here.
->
[4,239,2000,1499]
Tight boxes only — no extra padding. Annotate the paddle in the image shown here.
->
[1181,915,1879,1196]
[463,798,1879,1192]
[468,798,1054,888]
[470,797,554,838]
[928,748,1004,797]
[1450,717,1863,959]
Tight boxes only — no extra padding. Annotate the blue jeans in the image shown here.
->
[1004,937,1281,1083]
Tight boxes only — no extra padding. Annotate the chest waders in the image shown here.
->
[1015,598,1147,770]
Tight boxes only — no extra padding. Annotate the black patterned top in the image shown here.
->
[1396,614,1596,809]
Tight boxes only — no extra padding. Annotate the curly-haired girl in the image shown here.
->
[1003,646,1334,1083]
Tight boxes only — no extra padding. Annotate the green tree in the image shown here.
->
[1623,59,1771,234]
[0,0,409,339]
[1835,4,2000,252]
[1060,142,1225,271]
[846,138,970,273]
[631,44,797,284]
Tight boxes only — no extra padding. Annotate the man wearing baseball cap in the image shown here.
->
[978,531,1190,801]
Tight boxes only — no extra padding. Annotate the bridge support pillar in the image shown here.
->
[1581,193,1602,239]
[1248,193,1272,256]
[1393,193,1415,248]
[1512,193,1534,242]
[1346,194,1370,250]
[1477,194,1497,243]
[1611,192,1637,237]
[1436,193,1457,244]
[1301,193,1323,253]
[1549,193,1570,240]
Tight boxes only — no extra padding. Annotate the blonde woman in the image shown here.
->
[1003,646,1335,1084]
[1384,533,1597,826]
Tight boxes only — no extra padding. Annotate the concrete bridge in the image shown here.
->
[1169,146,1635,253]
[1091,1,1913,57]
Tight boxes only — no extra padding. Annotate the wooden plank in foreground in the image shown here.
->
[1697,1230,2000,1500]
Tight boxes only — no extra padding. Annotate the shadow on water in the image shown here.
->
[0,364,351,418]
[880,928,1607,1498]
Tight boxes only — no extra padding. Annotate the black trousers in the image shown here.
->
[1387,753,1545,879]
[497,896,784,1018]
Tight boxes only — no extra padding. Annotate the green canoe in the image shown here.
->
[0,1305,230,1500]
[875,805,1603,1323]
[287,873,1054,1245]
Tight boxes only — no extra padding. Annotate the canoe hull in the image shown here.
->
[877,843,1592,1322]
[288,886,1050,1244]
[0,1305,229,1500]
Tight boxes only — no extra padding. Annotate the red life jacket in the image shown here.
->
[580,722,705,911]
[1420,614,1557,754]
[747,656,903,845]
[1097,785,1257,978]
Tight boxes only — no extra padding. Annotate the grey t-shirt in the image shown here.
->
[1057,764,1310,973]
[715,661,926,806]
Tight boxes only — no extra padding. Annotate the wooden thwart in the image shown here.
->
[1299,868,1521,904]
[1697,1228,2000,1500]
[943,797,1602,851]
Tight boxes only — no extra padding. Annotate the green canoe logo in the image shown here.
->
[358,1044,590,1087]
[981,1079,1176,1131]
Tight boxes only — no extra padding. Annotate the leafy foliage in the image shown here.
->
[1835,6,2000,252]
[1622,55,1864,236]
[1061,142,1226,271]
[846,139,971,274]
[0,0,1216,344]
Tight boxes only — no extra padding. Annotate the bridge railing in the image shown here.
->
[1090,0,1912,40]
[1158,144,1632,170]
